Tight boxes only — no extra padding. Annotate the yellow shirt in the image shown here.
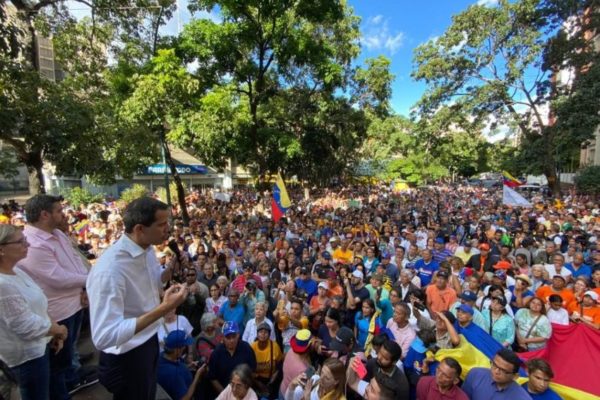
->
[251,340,283,379]
[333,248,353,264]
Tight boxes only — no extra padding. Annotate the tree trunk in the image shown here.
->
[162,142,190,225]
[24,151,45,194]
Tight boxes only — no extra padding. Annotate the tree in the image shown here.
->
[574,165,600,195]
[412,0,600,194]
[0,0,175,194]
[179,0,386,181]
[121,49,201,224]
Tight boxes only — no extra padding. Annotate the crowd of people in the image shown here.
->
[0,182,599,400]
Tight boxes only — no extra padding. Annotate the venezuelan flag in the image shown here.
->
[502,171,523,188]
[432,322,599,400]
[271,173,291,222]
[74,219,90,235]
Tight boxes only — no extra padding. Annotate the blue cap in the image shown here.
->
[382,252,391,259]
[494,270,507,280]
[435,238,445,244]
[222,321,240,336]
[459,290,477,302]
[164,330,193,350]
[457,304,474,316]
[322,251,332,260]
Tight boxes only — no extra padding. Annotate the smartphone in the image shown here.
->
[304,366,316,380]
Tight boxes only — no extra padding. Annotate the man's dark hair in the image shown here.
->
[496,348,521,374]
[372,334,387,348]
[441,357,462,377]
[123,197,169,233]
[526,358,554,379]
[382,339,402,363]
[548,294,563,303]
[290,297,304,308]
[24,194,63,223]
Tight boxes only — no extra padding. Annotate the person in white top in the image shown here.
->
[0,224,68,400]
[242,301,276,343]
[546,294,570,326]
[86,197,188,400]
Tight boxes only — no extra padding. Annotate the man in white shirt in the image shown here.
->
[87,197,188,400]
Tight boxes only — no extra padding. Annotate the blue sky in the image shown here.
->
[70,0,497,117]
[349,0,490,116]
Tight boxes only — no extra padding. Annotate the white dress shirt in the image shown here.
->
[87,234,162,354]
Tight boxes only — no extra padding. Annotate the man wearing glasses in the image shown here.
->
[462,348,531,399]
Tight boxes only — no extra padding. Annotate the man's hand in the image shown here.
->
[50,338,64,354]
[162,284,189,309]
[49,322,68,340]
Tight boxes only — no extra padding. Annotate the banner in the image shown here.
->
[271,174,291,222]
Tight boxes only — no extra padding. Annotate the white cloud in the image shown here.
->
[361,16,405,55]
[477,0,499,7]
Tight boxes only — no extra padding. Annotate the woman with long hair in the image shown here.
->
[514,297,552,351]
[286,358,347,400]
[354,299,382,353]
[206,282,228,316]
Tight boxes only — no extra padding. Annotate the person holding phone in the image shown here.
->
[285,358,347,400]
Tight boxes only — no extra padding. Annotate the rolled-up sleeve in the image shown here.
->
[87,272,137,350]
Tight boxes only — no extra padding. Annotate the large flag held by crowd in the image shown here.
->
[432,322,600,400]
[271,173,291,222]
[502,171,524,188]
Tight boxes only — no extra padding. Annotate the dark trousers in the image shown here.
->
[11,347,50,400]
[50,309,83,400]
[98,335,159,400]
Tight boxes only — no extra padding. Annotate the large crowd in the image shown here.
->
[0,183,599,400]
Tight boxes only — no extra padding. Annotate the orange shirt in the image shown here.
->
[536,285,574,307]
[425,285,457,314]
[327,282,344,299]
[572,305,600,325]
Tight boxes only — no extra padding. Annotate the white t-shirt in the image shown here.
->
[157,315,194,350]
[547,308,569,326]
[544,265,572,280]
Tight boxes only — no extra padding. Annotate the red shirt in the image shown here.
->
[416,376,469,400]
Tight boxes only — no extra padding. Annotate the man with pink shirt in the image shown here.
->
[18,194,89,400]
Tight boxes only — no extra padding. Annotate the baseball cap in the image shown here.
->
[329,327,354,353]
[381,252,391,259]
[435,238,445,245]
[494,270,507,280]
[256,322,271,333]
[552,274,566,282]
[351,270,364,280]
[584,291,599,301]
[300,267,310,275]
[290,329,312,353]
[318,281,329,290]
[164,330,193,350]
[327,270,337,280]
[459,290,477,302]
[494,261,512,270]
[456,304,474,315]
[479,243,490,251]
[322,251,332,260]
[437,270,449,279]
[157,252,166,258]
[222,321,240,336]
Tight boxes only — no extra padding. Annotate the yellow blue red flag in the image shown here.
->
[271,174,291,222]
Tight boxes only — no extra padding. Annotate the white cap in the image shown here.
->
[157,252,166,258]
[584,291,599,301]
[318,282,329,290]
[351,270,364,280]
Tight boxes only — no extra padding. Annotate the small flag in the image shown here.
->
[271,174,291,222]
[502,171,523,188]
[74,220,90,235]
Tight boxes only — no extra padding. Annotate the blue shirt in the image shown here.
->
[157,354,192,400]
[415,259,439,287]
[295,277,318,300]
[219,301,245,329]
[463,368,532,400]
[522,384,562,400]
[565,263,592,279]
[432,248,454,264]
[206,341,257,388]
